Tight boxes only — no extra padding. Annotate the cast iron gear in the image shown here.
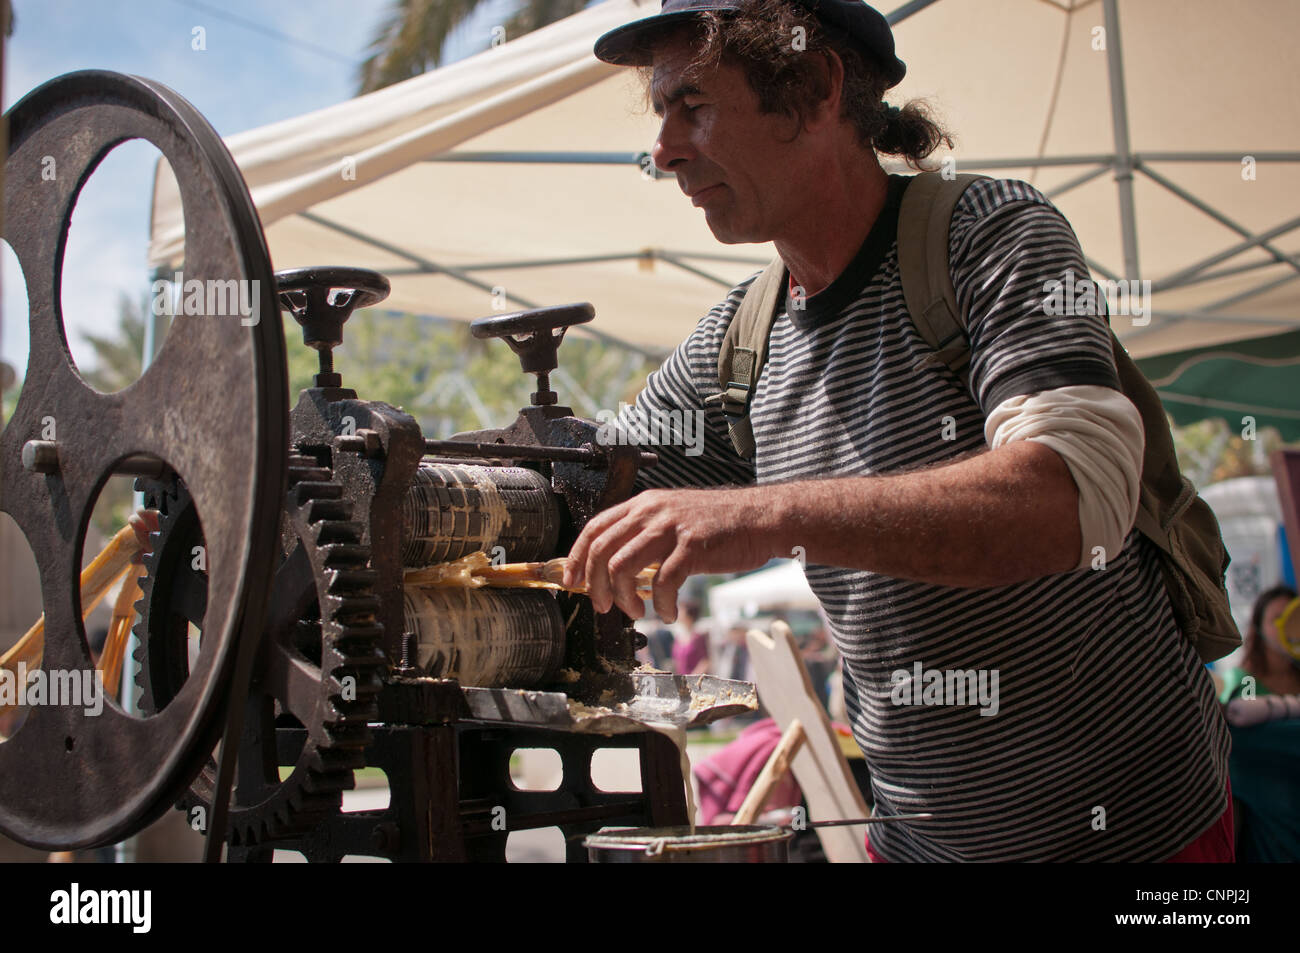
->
[133,453,386,844]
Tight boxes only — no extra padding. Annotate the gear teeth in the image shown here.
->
[326,653,387,679]
[312,520,366,545]
[242,461,384,843]
[329,654,387,677]
[319,543,371,569]
[326,568,377,594]
[290,483,343,507]
[299,771,353,796]
[331,623,385,648]
[143,458,387,848]
[329,596,382,624]
[301,499,348,523]
[132,479,187,714]
[288,466,333,482]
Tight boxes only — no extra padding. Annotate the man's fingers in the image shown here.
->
[581,513,646,614]
[564,500,631,590]
[651,547,691,622]
[606,531,672,619]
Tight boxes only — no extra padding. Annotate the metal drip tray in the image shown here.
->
[461,672,757,732]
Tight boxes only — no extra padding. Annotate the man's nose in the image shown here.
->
[651,113,690,173]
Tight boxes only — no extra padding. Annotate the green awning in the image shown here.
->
[1134,329,1300,442]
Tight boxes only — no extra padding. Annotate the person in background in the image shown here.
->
[716,623,752,683]
[799,623,837,710]
[1220,585,1300,705]
[640,617,677,670]
[670,600,710,675]
[1220,584,1300,862]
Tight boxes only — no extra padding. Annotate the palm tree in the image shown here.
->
[358,0,590,93]
[78,294,146,394]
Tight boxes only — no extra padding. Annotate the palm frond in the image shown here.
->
[358,0,494,93]
[357,0,590,94]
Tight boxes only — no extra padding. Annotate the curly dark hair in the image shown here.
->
[640,0,952,168]
[1244,583,1299,673]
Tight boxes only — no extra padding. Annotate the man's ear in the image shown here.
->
[805,50,845,131]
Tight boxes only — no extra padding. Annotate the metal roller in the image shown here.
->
[400,463,559,567]
[403,587,566,688]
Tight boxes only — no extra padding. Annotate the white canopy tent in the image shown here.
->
[149,0,1300,359]
[707,560,820,627]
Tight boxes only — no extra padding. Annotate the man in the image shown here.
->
[564,0,1231,861]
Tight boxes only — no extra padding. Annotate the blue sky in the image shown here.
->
[2,0,525,379]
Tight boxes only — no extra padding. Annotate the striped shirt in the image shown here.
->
[624,174,1231,861]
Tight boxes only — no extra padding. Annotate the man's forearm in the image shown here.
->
[760,441,1082,588]
[565,441,1083,619]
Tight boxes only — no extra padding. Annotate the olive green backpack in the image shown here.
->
[712,170,1241,663]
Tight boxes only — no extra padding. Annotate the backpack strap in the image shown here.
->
[897,172,1238,660]
[711,172,982,461]
[897,172,986,390]
[709,257,787,460]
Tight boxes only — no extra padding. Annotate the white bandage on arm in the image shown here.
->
[984,385,1144,571]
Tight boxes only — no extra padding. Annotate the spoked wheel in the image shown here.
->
[0,71,287,850]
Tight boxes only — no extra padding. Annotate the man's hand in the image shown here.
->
[127,509,160,564]
[563,487,775,622]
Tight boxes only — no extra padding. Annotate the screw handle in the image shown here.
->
[470,303,594,405]
[276,267,391,387]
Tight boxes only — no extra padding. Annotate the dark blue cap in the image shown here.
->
[594,0,906,88]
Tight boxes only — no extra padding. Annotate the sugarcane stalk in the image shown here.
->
[0,525,140,688]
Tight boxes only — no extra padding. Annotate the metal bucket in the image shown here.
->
[584,825,793,863]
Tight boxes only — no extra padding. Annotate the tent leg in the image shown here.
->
[1102,0,1140,283]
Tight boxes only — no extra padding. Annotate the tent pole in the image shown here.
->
[1199,273,1300,314]
[1135,165,1300,280]
[654,253,743,288]
[1044,164,1111,200]
[300,211,534,306]
[1102,0,1140,283]
[906,153,1116,170]
[296,212,669,361]
[1153,213,1300,292]
[1136,151,1300,163]
[1170,257,1300,292]
[885,0,944,25]
[1084,256,1122,283]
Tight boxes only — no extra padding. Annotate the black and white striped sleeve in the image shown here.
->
[949,179,1121,416]
[620,295,757,492]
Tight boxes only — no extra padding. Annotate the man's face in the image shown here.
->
[649,33,802,244]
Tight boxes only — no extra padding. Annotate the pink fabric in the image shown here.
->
[693,718,802,825]
[672,631,708,674]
